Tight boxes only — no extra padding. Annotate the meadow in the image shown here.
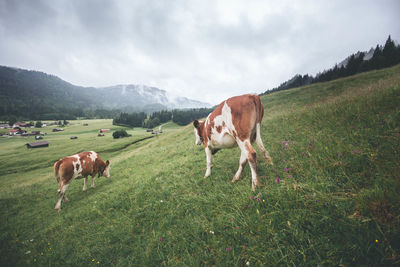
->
[1,65,399,266]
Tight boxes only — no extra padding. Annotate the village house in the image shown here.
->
[13,122,29,128]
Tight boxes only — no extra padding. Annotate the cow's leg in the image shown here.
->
[83,177,88,191]
[63,193,69,202]
[238,140,260,191]
[255,123,273,165]
[204,146,213,177]
[91,175,95,189]
[55,182,69,212]
[232,151,247,182]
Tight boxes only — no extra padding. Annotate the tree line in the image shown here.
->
[113,108,214,128]
[262,35,400,95]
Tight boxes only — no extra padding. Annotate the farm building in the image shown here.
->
[13,122,29,128]
[26,141,49,148]
[0,124,10,128]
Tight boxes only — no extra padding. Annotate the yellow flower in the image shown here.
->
[92,259,95,262]
[262,199,265,202]
[375,239,379,243]
[97,261,100,264]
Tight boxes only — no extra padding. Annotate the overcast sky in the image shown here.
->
[0,0,399,104]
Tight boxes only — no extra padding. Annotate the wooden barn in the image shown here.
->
[26,141,49,148]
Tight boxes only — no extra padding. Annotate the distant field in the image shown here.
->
[1,65,399,266]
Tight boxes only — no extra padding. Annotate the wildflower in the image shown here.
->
[209,230,214,234]
[353,150,357,154]
[25,251,31,255]
[257,198,261,202]
[247,205,251,208]
[288,175,293,178]
[246,261,250,266]
[41,252,43,255]
[284,167,288,172]
[92,259,95,262]
[276,177,280,184]
[159,237,162,241]
[262,199,265,202]
[34,259,36,262]
[375,239,379,243]
[237,226,240,230]
[325,146,328,150]
[160,200,163,203]
[226,247,230,252]
[97,261,100,264]
[370,153,375,157]
[338,153,342,157]
[250,195,254,200]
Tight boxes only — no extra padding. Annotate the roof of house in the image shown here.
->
[26,141,49,148]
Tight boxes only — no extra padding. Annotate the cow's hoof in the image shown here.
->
[63,198,69,203]
[266,158,274,166]
[232,176,240,183]
[54,207,60,212]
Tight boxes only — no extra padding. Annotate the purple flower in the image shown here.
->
[250,195,254,200]
[353,150,357,154]
[248,204,251,208]
[237,226,241,230]
[226,247,230,252]
[281,159,286,163]
[284,167,288,172]
[159,238,162,242]
[288,175,293,178]
[257,198,261,202]
[276,177,280,184]
[338,153,342,157]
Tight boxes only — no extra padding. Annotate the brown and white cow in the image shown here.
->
[193,94,273,191]
[54,151,110,211]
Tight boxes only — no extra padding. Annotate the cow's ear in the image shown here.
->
[193,120,199,128]
[106,160,110,166]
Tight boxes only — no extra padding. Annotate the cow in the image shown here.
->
[53,151,110,211]
[193,94,273,191]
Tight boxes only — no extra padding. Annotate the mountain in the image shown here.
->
[0,65,210,120]
[95,84,210,110]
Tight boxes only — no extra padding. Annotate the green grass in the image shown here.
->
[1,65,400,266]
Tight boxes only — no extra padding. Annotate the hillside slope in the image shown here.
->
[1,65,399,265]
[0,66,210,120]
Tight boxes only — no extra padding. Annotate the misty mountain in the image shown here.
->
[95,84,210,110]
[0,65,210,120]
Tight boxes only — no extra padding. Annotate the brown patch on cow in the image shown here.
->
[226,94,262,141]
[216,126,222,133]
[75,163,80,172]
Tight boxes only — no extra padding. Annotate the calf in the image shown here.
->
[54,151,110,211]
[193,94,273,190]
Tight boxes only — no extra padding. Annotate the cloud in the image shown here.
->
[0,0,399,104]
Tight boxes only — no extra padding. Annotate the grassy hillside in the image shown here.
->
[1,65,399,266]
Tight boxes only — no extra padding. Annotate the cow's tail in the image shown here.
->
[54,160,62,192]
[253,94,264,124]
[253,94,273,165]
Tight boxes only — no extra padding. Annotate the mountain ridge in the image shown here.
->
[0,65,211,120]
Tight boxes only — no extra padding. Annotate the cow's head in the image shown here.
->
[193,120,204,145]
[101,160,111,178]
